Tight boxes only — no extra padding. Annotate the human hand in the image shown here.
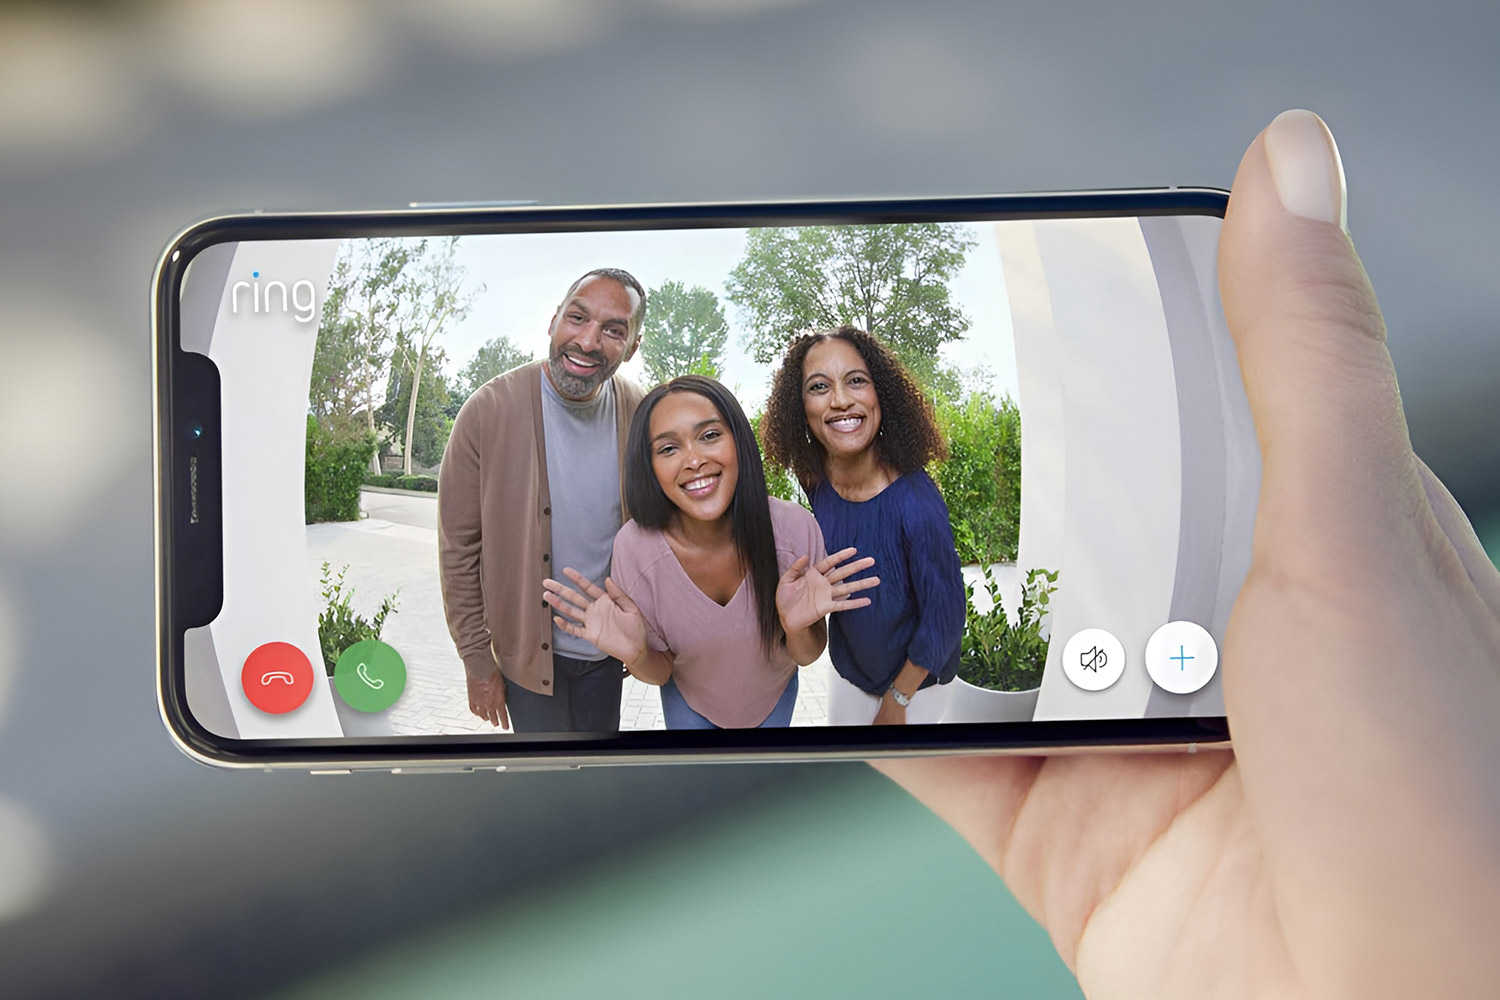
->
[776,547,879,633]
[543,568,649,666]
[875,110,1500,998]
[872,691,906,727]
[465,669,509,729]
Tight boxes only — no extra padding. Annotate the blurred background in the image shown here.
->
[0,1,1496,997]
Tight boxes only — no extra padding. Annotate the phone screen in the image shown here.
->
[165,198,1253,750]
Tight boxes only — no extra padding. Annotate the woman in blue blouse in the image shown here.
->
[762,326,966,726]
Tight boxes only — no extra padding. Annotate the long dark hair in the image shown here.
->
[625,375,782,658]
[761,326,948,491]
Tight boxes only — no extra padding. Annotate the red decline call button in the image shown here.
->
[242,641,315,714]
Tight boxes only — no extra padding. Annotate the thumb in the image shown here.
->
[1219,109,1426,572]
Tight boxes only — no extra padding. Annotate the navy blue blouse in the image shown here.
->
[810,471,966,694]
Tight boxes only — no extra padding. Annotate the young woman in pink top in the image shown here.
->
[543,375,878,728]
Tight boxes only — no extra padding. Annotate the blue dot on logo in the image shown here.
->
[252,271,259,278]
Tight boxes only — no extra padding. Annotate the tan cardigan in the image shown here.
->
[437,361,645,696]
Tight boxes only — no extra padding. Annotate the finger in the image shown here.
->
[544,592,588,625]
[827,559,877,585]
[543,579,591,613]
[830,597,872,612]
[603,577,639,613]
[497,699,509,730]
[835,575,880,596]
[562,567,607,600]
[553,614,588,639]
[817,547,860,574]
[781,555,810,582]
[1220,110,1428,573]
[1416,458,1500,616]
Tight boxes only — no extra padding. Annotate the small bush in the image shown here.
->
[751,408,807,508]
[306,416,377,523]
[316,562,399,676]
[932,393,1021,564]
[959,566,1057,692]
[362,472,438,492]
[762,460,805,507]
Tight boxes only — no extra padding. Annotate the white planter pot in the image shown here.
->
[328,677,397,737]
[941,678,1039,724]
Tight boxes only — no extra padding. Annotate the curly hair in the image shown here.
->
[761,326,948,490]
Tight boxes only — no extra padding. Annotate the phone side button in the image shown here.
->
[311,769,351,776]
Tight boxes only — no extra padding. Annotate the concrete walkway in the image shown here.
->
[307,490,835,735]
[306,494,491,737]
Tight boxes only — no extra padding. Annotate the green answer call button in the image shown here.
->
[333,639,407,713]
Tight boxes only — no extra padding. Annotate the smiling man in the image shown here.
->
[438,269,648,734]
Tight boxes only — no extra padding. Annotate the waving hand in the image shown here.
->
[543,568,648,666]
[776,547,879,633]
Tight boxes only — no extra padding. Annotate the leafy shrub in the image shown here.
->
[363,472,438,492]
[932,393,1021,564]
[762,459,805,507]
[306,416,377,523]
[316,562,399,676]
[750,408,807,508]
[959,566,1057,692]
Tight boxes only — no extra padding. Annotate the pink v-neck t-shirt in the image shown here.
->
[610,497,827,728]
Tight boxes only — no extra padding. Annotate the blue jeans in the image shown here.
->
[504,653,624,734]
[660,673,799,729]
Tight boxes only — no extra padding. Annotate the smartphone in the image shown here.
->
[154,190,1249,771]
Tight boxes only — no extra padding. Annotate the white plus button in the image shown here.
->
[1145,621,1218,694]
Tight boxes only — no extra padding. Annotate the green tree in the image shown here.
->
[639,280,729,386]
[378,353,454,469]
[449,334,534,415]
[310,240,419,452]
[724,223,975,383]
[387,236,481,475]
[685,352,722,379]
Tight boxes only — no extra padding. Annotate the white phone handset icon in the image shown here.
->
[261,670,296,686]
[355,662,385,689]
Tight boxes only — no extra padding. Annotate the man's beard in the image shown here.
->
[547,345,614,399]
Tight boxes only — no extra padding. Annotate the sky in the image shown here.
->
[430,221,1021,413]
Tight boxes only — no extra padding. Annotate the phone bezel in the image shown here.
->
[154,188,1234,770]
